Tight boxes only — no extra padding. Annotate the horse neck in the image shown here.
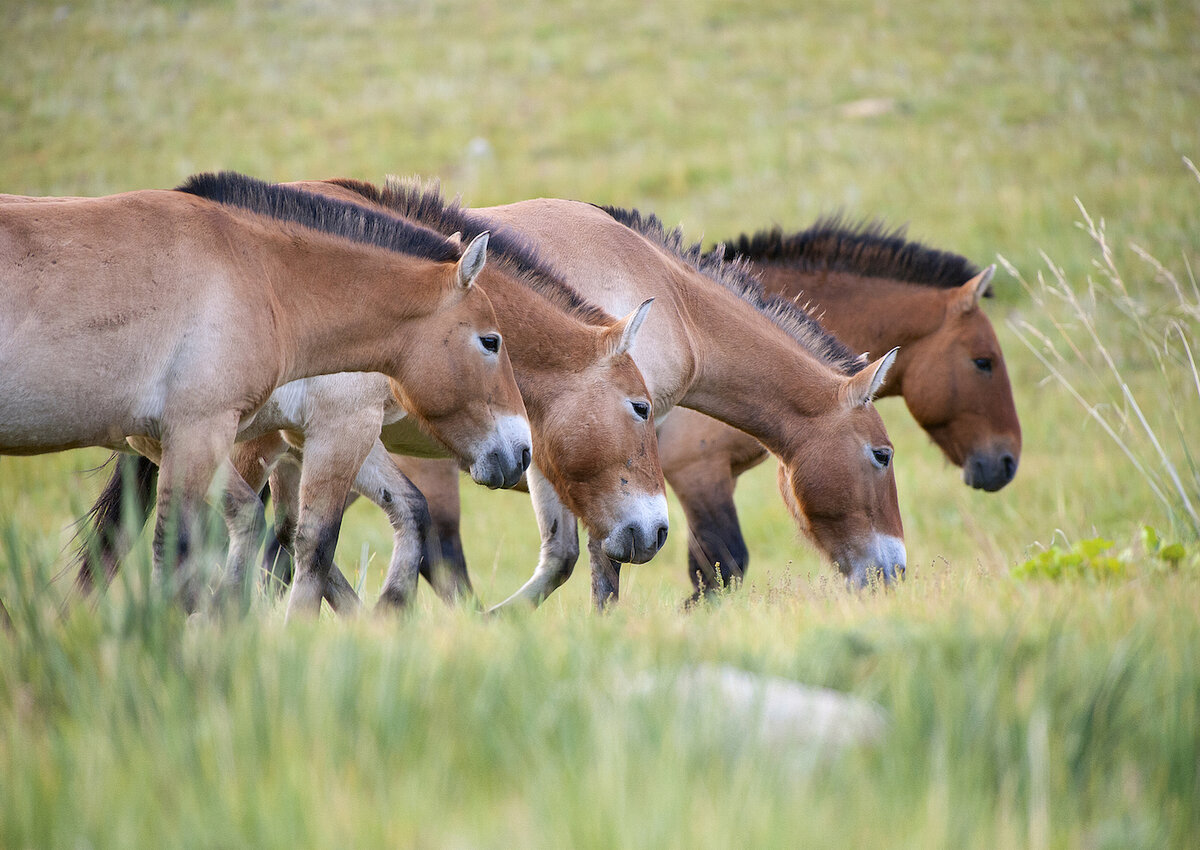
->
[667,264,847,459]
[263,234,449,383]
[755,264,947,396]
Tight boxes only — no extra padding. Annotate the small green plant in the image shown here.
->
[1141,524,1189,569]
[1012,537,1127,581]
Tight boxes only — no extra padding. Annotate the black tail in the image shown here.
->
[73,453,159,593]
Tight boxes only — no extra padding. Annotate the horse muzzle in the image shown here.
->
[841,534,907,589]
[601,492,670,564]
[468,415,532,490]
[963,448,1018,492]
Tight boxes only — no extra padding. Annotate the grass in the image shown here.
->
[2,0,1200,847]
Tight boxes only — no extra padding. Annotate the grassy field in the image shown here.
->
[2,0,1199,847]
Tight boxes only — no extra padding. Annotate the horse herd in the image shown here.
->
[0,172,1021,618]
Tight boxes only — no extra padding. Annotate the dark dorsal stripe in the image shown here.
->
[721,215,985,294]
[175,171,461,264]
[599,205,864,376]
[327,177,615,328]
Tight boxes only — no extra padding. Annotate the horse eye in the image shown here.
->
[631,401,651,421]
[871,447,892,469]
[480,334,501,354]
[973,357,993,373]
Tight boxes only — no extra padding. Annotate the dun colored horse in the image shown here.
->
[2,172,528,610]
[660,219,1021,596]
[75,176,667,612]
[381,199,906,609]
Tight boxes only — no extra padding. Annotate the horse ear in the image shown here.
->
[447,231,464,248]
[955,264,995,313]
[603,298,654,359]
[842,347,899,408]
[456,231,489,289]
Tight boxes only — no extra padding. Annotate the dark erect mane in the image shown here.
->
[175,171,461,264]
[326,176,615,328]
[721,215,985,294]
[599,206,864,376]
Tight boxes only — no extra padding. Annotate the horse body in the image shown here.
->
[0,192,283,453]
[5,175,529,610]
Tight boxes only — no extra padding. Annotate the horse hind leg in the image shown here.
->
[392,455,475,605]
[665,458,749,604]
[261,449,301,595]
[346,442,436,614]
[284,416,378,620]
[210,434,292,613]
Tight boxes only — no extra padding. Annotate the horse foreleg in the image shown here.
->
[587,536,622,611]
[664,459,749,603]
[392,455,473,604]
[489,465,579,611]
[153,415,241,612]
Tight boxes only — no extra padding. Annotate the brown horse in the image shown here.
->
[657,219,1021,596]
[387,200,906,608]
[3,172,528,609]
[75,176,667,613]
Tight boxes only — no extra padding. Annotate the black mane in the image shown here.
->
[720,215,984,293]
[327,177,614,327]
[175,171,461,264]
[599,206,865,376]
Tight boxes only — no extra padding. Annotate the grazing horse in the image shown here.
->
[383,200,906,609]
[2,172,528,610]
[658,219,1021,597]
[75,176,667,613]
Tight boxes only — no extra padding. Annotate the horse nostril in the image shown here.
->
[656,525,668,551]
[521,446,532,470]
[1001,453,1017,482]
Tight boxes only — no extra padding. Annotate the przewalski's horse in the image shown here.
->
[3,171,528,610]
[76,176,666,613]
[389,200,906,608]
[652,219,1020,597]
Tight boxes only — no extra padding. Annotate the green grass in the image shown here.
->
[3,0,1200,847]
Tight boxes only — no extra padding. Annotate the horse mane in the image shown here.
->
[175,171,461,264]
[327,176,615,328]
[720,215,986,294]
[599,206,865,376]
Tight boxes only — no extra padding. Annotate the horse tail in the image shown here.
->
[73,453,158,593]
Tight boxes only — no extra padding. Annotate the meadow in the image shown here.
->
[1,0,1198,847]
